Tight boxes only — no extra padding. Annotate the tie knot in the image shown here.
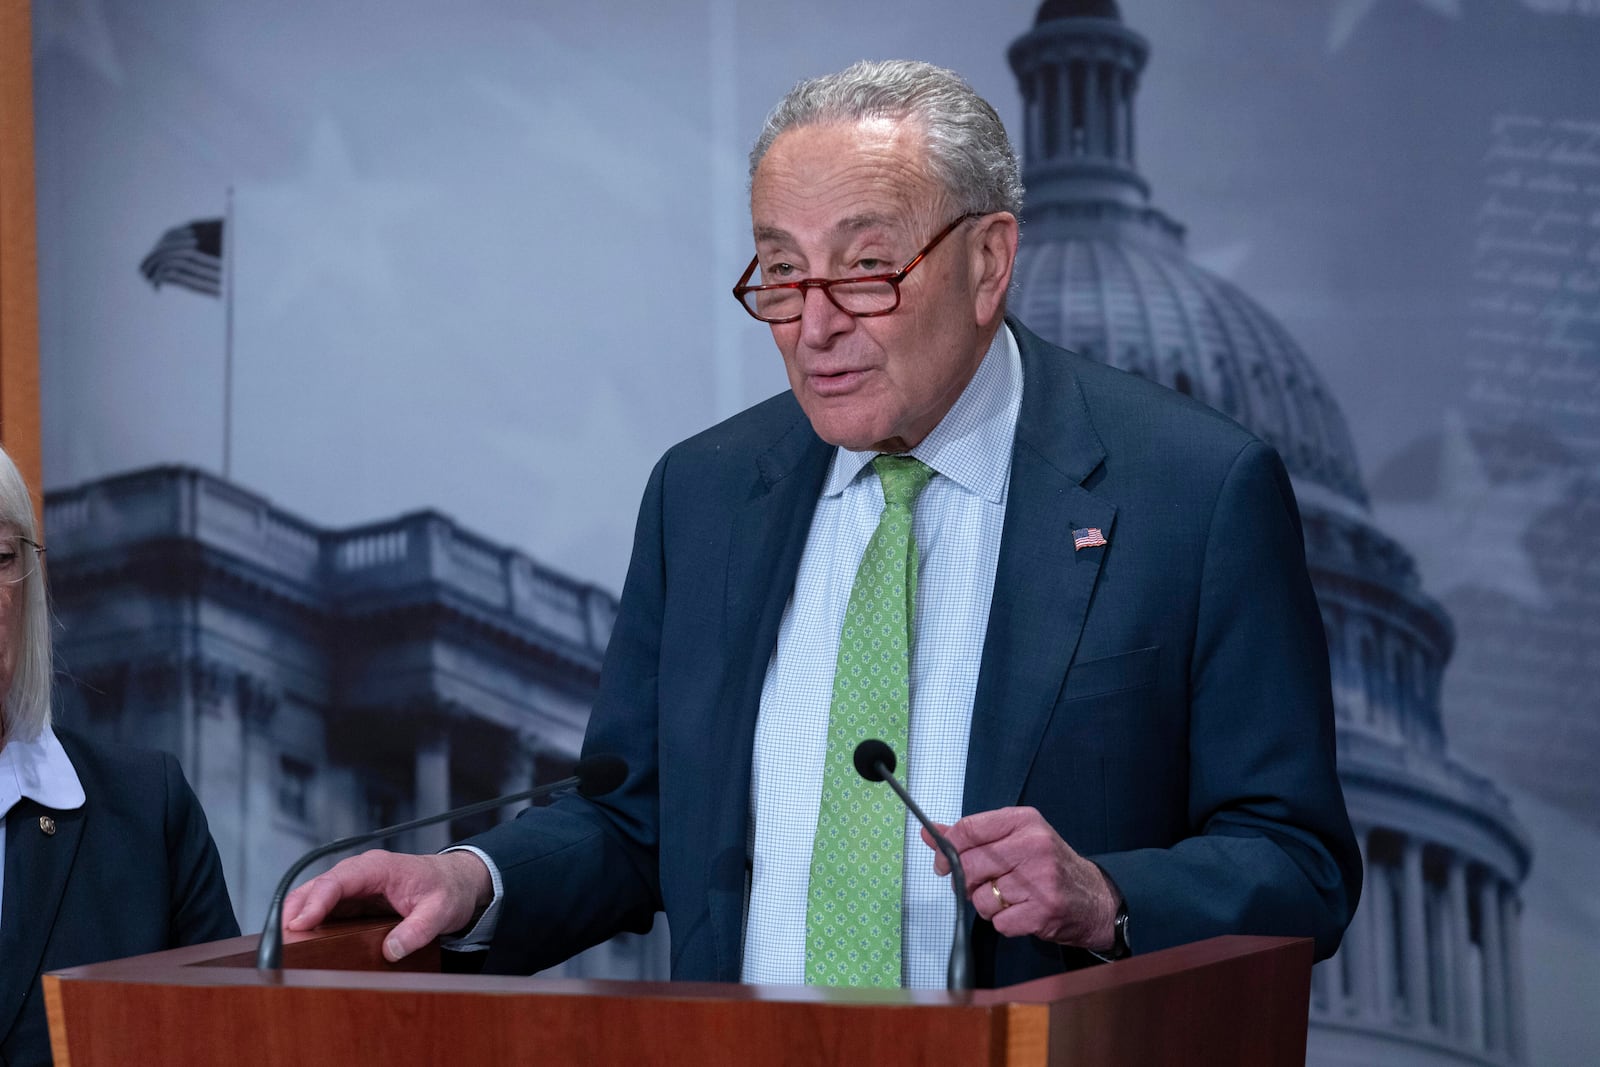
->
[872,454,934,509]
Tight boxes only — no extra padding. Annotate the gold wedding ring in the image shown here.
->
[991,882,1009,910]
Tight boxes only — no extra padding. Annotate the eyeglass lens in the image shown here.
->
[0,538,38,585]
[744,278,898,321]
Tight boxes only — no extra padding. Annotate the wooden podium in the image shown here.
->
[44,925,1311,1066]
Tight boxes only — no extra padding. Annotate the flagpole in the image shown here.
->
[223,186,235,480]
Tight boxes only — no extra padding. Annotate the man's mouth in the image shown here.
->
[807,368,868,395]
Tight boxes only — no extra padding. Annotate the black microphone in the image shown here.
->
[853,739,974,992]
[256,753,628,969]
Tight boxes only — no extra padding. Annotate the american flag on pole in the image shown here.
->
[1072,527,1107,551]
[139,218,223,297]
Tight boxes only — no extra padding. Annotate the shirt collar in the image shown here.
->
[0,724,86,820]
[822,324,1023,501]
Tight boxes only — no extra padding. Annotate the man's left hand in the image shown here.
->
[924,807,1119,951]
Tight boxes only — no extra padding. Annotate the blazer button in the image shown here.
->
[39,815,56,835]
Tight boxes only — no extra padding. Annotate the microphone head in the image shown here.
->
[574,754,629,797]
[853,739,897,782]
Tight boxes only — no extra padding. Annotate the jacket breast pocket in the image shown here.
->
[1047,644,1166,758]
[1027,644,1181,854]
[1058,645,1160,703]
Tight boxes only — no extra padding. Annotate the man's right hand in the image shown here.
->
[282,849,495,962]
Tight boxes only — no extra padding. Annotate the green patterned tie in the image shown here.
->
[804,454,934,988]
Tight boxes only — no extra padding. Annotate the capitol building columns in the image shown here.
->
[411,718,452,854]
[1502,887,1527,1061]
[402,710,573,853]
[1360,829,1392,1020]
[1447,858,1474,1042]
[1479,871,1507,1054]
[1402,837,1432,1028]
[1352,829,1383,1020]
[499,731,540,821]
[1323,824,1528,1061]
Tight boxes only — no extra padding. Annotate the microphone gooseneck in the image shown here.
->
[256,754,629,970]
[852,738,975,992]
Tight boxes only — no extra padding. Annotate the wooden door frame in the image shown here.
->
[0,0,41,518]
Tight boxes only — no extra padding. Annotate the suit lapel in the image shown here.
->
[708,410,832,979]
[724,415,832,636]
[0,801,86,1044]
[964,321,1115,817]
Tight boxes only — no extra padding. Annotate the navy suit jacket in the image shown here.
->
[470,318,1361,987]
[0,730,238,1067]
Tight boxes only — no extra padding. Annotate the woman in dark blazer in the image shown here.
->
[0,448,239,1067]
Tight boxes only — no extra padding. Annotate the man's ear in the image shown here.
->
[970,212,1019,326]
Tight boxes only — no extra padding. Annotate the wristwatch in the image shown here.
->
[1107,902,1132,960]
[1087,861,1133,962]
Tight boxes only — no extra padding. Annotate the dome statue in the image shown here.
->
[1035,0,1123,24]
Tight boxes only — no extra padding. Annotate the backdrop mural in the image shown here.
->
[32,0,1598,1062]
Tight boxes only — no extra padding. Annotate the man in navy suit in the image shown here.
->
[287,59,1359,989]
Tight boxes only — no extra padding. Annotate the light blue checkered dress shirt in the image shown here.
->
[741,325,1023,989]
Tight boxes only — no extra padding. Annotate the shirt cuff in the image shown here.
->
[437,844,503,951]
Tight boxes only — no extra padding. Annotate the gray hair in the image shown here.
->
[749,59,1024,219]
[0,446,51,745]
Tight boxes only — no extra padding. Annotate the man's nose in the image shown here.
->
[797,284,853,347]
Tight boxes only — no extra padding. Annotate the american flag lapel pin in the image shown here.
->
[1072,526,1107,551]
